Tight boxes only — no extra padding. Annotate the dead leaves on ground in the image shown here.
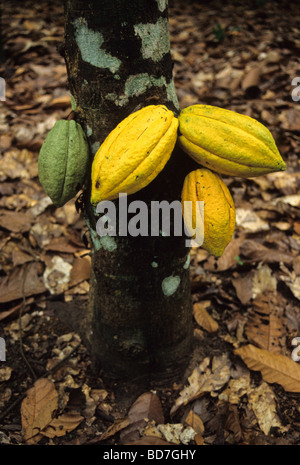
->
[95,346,300,445]
[21,378,57,442]
[186,284,300,444]
[167,347,299,442]
[1,0,300,447]
[0,1,90,311]
[220,376,285,437]
[108,392,197,446]
[8,301,298,445]
[186,153,300,444]
[193,301,219,333]
[171,354,231,416]
[235,344,300,393]
[244,294,285,352]
[21,378,83,443]
[17,340,112,445]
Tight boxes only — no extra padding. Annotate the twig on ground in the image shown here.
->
[19,263,37,381]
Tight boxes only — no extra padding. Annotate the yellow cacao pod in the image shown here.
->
[178,105,286,177]
[90,105,178,204]
[181,168,235,257]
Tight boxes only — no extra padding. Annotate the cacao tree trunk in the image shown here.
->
[63,0,194,387]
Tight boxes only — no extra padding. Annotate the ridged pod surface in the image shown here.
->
[91,105,178,204]
[178,105,286,177]
[38,120,89,207]
[181,168,235,257]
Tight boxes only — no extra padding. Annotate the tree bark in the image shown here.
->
[63,0,194,387]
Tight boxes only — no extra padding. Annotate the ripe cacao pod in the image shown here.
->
[178,104,286,177]
[90,105,178,204]
[181,168,235,257]
[38,120,89,207]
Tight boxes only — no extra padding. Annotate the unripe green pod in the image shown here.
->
[38,120,89,207]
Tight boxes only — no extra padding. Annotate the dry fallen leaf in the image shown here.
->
[143,420,163,439]
[82,385,108,421]
[0,263,46,304]
[235,208,269,233]
[279,264,300,301]
[232,273,254,305]
[240,239,293,265]
[273,194,300,208]
[241,66,261,91]
[0,387,12,410]
[12,247,34,267]
[0,210,33,233]
[247,382,285,436]
[219,374,251,405]
[219,375,285,435]
[128,392,164,424]
[185,409,205,436]
[69,255,91,287]
[99,417,130,442]
[232,265,277,304]
[120,391,164,444]
[0,297,34,322]
[193,301,219,333]
[225,404,243,442]
[0,366,12,382]
[157,423,196,445]
[43,255,73,295]
[245,296,284,353]
[235,344,300,393]
[252,265,277,299]
[21,378,58,443]
[283,276,300,301]
[171,354,231,415]
[204,236,245,272]
[46,94,71,109]
[41,412,84,438]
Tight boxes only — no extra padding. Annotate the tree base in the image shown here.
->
[51,293,193,389]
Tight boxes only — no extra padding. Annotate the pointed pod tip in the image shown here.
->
[90,194,100,206]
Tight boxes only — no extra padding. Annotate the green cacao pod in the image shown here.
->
[178,105,286,177]
[38,120,89,207]
[181,168,235,257]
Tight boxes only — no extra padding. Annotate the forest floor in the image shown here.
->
[0,0,300,446]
